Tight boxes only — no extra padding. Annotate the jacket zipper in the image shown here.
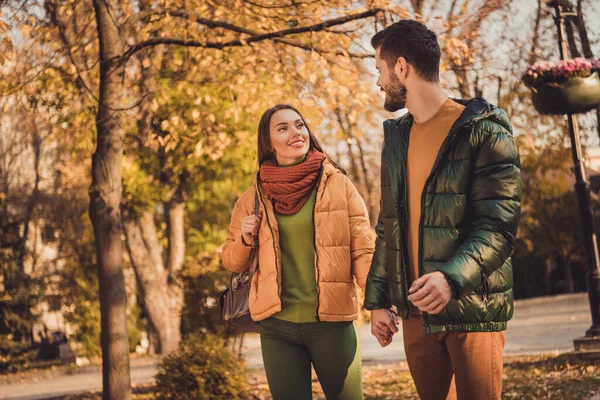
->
[256,182,281,297]
[313,164,325,322]
[385,118,412,319]
[399,134,411,317]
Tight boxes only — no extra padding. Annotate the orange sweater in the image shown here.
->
[406,99,465,314]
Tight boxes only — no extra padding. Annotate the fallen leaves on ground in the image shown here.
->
[245,355,599,400]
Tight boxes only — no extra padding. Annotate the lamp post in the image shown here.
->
[544,0,600,360]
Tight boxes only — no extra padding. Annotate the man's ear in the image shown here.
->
[394,57,408,80]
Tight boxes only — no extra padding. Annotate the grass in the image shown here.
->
[502,354,600,400]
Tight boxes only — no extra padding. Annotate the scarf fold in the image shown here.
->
[259,151,326,215]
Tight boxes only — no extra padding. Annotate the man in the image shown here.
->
[364,20,522,400]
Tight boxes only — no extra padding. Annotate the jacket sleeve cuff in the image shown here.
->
[440,270,461,300]
[364,274,391,310]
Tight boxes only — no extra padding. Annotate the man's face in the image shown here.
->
[375,47,407,112]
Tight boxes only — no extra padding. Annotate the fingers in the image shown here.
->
[409,279,436,301]
[410,290,436,307]
[376,329,392,341]
[423,300,446,315]
[408,286,443,312]
[419,298,443,314]
[408,276,452,313]
[374,327,393,347]
[384,316,399,333]
[240,215,262,236]
[371,308,400,347]
[373,321,391,336]
[376,335,392,347]
[409,275,429,294]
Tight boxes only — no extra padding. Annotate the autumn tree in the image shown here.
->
[2,1,400,397]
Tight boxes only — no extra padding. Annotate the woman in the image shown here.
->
[221,104,374,400]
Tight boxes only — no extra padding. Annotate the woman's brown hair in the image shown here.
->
[257,104,344,172]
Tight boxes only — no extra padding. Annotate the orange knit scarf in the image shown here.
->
[259,151,325,215]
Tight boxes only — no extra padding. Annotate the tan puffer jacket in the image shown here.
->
[221,161,374,322]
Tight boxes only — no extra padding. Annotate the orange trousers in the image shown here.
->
[402,315,505,400]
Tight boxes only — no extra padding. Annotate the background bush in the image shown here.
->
[154,333,248,400]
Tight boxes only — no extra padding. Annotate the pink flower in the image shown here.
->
[523,58,597,87]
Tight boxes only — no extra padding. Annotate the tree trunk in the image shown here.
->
[123,210,182,355]
[452,66,472,99]
[164,191,186,351]
[147,322,160,355]
[90,1,131,399]
[355,138,376,226]
[18,129,41,271]
[166,195,185,277]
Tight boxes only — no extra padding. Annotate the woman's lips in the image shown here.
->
[288,140,305,147]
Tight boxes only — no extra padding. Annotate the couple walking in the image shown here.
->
[221,20,522,400]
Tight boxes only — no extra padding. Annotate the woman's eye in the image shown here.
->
[278,127,287,132]
[296,123,304,129]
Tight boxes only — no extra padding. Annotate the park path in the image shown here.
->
[0,292,592,399]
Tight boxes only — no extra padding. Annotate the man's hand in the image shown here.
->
[370,309,399,347]
[407,272,452,314]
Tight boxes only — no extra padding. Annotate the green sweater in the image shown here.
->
[273,188,318,323]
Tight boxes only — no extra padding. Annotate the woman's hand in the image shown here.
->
[241,214,262,245]
[371,309,399,347]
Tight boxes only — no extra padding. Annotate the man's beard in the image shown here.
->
[383,71,407,112]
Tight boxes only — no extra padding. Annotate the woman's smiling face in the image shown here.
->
[269,109,311,165]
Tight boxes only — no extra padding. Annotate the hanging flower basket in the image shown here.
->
[522,58,600,115]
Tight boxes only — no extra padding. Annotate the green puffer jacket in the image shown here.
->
[364,98,522,333]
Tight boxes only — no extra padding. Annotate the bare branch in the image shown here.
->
[410,0,424,16]
[242,0,316,9]
[117,8,383,64]
[459,0,508,46]
[528,0,543,65]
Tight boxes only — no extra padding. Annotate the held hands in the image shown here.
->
[371,309,399,347]
[407,272,452,315]
[241,214,262,245]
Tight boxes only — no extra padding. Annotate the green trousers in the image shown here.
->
[259,318,363,400]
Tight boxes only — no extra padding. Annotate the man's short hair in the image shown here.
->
[371,20,441,83]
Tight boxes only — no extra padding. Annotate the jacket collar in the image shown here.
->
[390,97,501,131]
